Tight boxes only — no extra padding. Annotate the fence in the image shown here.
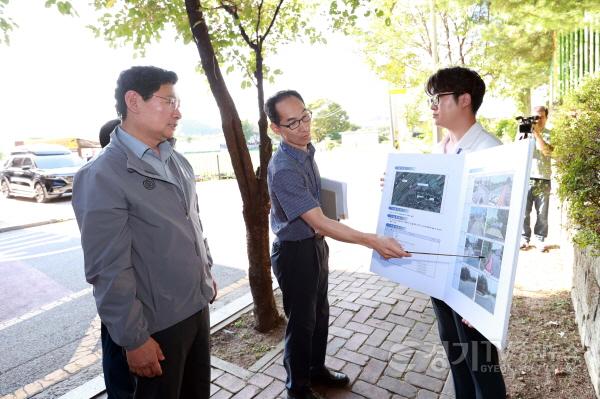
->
[553,24,600,102]
[183,149,261,181]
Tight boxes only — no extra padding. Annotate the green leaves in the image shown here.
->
[351,0,562,111]
[87,0,187,55]
[44,0,77,15]
[308,99,359,142]
[0,2,17,45]
[553,74,600,253]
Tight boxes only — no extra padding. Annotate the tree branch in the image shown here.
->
[256,0,264,43]
[449,15,467,65]
[261,0,284,43]
[219,0,258,50]
[441,12,452,64]
[233,53,258,86]
[415,7,432,57]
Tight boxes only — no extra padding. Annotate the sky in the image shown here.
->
[0,1,391,150]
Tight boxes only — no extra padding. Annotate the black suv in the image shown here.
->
[0,145,85,203]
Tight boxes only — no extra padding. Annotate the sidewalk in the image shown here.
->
[211,270,457,399]
[0,197,75,233]
[92,270,456,399]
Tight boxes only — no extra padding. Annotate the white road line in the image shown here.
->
[0,232,47,245]
[0,236,70,251]
[0,286,92,332]
[0,251,26,258]
[0,245,81,263]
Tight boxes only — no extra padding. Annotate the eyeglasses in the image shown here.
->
[279,110,312,130]
[152,94,181,110]
[428,92,456,107]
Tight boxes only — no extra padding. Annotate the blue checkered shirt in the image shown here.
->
[267,141,321,241]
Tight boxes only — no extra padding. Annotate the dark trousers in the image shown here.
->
[101,323,135,399]
[522,178,551,241]
[431,298,505,399]
[271,237,330,393]
[134,306,211,399]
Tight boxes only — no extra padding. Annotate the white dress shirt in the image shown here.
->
[436,122,502,154]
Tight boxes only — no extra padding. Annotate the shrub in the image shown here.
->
[552,74,600,253]
[495,118,518,142]
[479,117,518,142]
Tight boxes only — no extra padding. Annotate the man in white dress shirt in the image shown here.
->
[426,66,505,399]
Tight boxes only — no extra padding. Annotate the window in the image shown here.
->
[34,154,85,169]
[10,157,23,168]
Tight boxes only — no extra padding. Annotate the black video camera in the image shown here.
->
[515,115,540,139]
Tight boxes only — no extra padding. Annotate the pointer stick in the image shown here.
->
[407,251,484,259]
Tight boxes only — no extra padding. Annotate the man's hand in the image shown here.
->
[533,119,543,135]
[462,318,473,328]
[371,235,411,259]
[532,123,553,156]
[126,337,165,378]
[210,279,218,304]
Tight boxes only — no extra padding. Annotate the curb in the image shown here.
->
[0,217,75,233]
[57,375,105,399]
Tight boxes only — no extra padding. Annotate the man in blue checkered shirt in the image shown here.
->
[265,90,410,399]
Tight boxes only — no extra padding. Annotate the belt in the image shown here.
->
[278,234,324,244]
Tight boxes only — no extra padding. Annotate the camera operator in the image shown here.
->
[517,105,553,251]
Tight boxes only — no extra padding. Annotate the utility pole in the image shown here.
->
[431,0,438,68]
[431,0,443,144]
[388,87,396,148]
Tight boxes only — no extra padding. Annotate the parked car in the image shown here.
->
[0,144,85,203]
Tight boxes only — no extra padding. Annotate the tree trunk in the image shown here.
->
[185,0,281,332]
[517,87,532,115]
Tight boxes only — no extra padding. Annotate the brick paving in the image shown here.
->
[206,271,455,399]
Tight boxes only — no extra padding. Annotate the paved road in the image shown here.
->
[0,221,95,397]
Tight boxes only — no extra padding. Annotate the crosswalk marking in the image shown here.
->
[0,236,71,253]
[0,232,47,246]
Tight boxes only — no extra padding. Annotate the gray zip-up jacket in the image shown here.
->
[72,132,214,350]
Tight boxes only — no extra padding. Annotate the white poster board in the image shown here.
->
[370,140,534,349]
[320,177,348,221]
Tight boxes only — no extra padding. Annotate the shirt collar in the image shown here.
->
[440,122,483,154]
[117,126,174,162]
[280,140,315,161]
[456,122,484,151]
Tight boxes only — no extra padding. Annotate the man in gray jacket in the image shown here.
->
[73,66,216,398]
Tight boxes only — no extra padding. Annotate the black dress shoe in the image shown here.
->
[310,367,350,387]
[287,388,326,399]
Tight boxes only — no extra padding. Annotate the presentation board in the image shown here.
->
[371,140,534,349]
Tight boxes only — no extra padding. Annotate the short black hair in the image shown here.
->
[264,90,305,125]
[115,66,178,120]
[534,105,549,117]
[426,66,485,114]
[99,119,121,148]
